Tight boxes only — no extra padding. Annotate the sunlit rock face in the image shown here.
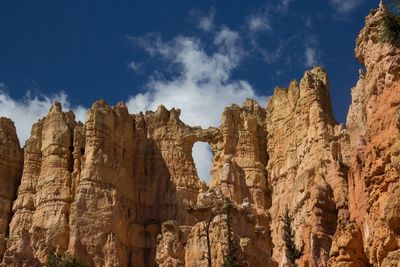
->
[2,3,400,266]
[0,98,273,267]
[334,2,400,266]
[266,66,350,267]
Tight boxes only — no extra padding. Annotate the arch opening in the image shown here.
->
[192,142,213,185]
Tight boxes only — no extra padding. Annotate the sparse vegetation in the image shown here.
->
[204,213,215,267]
[281,206,303,267]
[48,250,88,267]
[381,14,400,45]
[222,200,238,267]
[381,1,400,45]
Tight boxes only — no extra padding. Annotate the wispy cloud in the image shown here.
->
[127,29,264,128]
[0,85,86,145]
[245,0,300,64]
[279,0,295,12]
[256,34,298,64]
[127,26,266,182]
[191,8,215,32]
[128,61,144,74]
[247,13,271,33]
[305,45,318,67]
[303,32,321,67]
[329,0,364,14]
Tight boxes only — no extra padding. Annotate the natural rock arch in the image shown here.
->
[192,141,213,185]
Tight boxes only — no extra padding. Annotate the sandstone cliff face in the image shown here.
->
[0,96,275,266]
[0,2,400,266]
[2,101,216,266]
[334,2,400,266]
[0,118,23,261]
[266,67,350,267]
[178,100,273,267]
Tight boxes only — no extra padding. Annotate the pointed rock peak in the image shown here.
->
[303,66,329,88]
[156,105,170,123]
[113,102,129,117]
[156,105,168,114]
[309,65,327,75]
[273,86,288,95]
[0,117,15,128]
[49,102,62,114]
[170,108,181,121]
[92,99,111,110]
[356,1,400,67]
[288,80,299,91]
[115,101,127,110]
[242,98,261,111]
[378,0,389,13]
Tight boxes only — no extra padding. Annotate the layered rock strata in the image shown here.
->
[0,119,23,260]
[330,2,400,266]
[0,2,400,266]
[266,67,350,266]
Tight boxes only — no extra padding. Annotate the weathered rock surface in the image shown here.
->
[266,67,350,266]
[0,118,23,260]
[0,2,400,266]
[330,2,400,266]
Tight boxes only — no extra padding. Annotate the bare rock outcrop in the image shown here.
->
[157,100,273,267]
[331,2,400,266]
[266,67,350,266]
[0,118,23,260]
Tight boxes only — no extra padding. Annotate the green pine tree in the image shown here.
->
[223,200,238,267]
[380,1,400,45]
[48,250,88,267]
[281,206,303,267]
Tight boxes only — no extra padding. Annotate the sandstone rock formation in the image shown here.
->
[0,2,399,266]
[332,2,400,266]
[0,118,23,260]
[266,67,350,267]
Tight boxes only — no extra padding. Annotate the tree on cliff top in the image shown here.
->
[281,206,303,266]
[381,0,400,45]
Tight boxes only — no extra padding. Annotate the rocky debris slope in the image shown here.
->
[0,2,400,266]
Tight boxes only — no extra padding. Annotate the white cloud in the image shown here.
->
[0,88,86,146]
[305,46,318,67]
[127,29,264,127]
[193,8,215,32]
[247,14,271,33]
[128,61,144,74]
[127,27,266,183]
[329,0,363,14]
[279,0,295,12]
[257,34,297,64]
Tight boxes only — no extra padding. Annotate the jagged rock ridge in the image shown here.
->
[0,2,399,267]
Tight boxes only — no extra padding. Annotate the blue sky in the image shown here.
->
[0,0,378,181]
